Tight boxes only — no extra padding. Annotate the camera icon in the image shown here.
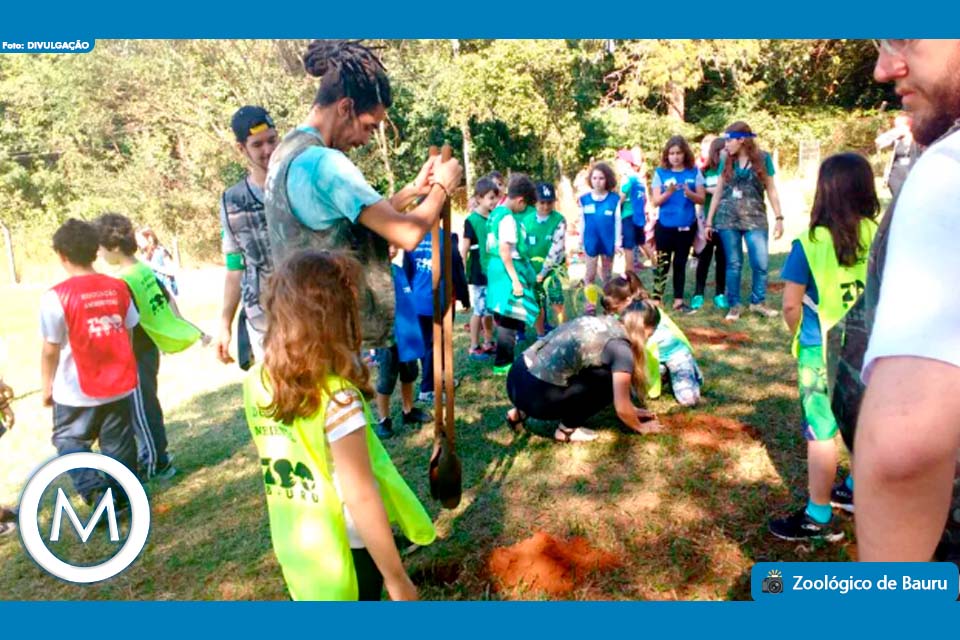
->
[762,569,784,594]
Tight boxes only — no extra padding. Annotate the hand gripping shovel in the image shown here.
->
[427,144,462,509]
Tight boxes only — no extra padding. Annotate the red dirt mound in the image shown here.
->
[768,281,785,293]
[685,327,752,347]
[661,413,759,449]
[487,531,621,597]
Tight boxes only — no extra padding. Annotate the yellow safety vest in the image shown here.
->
[793,219,878,359]
[645,311,693,399]
[243,365,436,600]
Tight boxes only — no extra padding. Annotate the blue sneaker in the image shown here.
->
[713,294,729,310]
[690,295,704,310]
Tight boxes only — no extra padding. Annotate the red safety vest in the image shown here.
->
[52,274,138,398]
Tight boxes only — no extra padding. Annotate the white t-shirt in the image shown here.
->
[324,389,372,549]
[498,213,521,259]
[863,128,960,382]
[40,287,139,407]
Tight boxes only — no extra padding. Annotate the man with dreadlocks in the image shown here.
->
[264,40,462,351]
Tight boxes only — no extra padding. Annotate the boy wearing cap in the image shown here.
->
[216,106,279,367]
[523,182,567,338]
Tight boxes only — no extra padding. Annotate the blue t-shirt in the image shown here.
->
[781,240,821,347]
[653,167,702,228]
[403,232,467,317]
[286,127,383,230]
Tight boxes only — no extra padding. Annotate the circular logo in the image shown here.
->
[19,452,150,583]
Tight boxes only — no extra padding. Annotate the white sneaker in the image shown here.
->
[749,303,780,318]
[725,307,741,322]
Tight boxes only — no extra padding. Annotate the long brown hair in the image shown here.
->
[620,299,654,397]
[260,249,372,424]
[809,153,879,267]
[721,121,768,183]
[660,135,696,170]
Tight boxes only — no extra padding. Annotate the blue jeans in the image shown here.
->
[717,228,769,307]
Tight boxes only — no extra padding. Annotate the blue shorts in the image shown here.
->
[583,229,615,258]
[621,217,637,250]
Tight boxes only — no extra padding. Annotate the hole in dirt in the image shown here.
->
[410,560,463,587]
[661,413,759,449]
[685,327,752,347]
[486,531,621,597]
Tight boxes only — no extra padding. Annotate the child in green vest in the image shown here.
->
[486,174,540,375]
[95,213,209,480]
[524,182,568,338]
[768,153,879,542]
[459,177,500,359]
[244,250,435,600]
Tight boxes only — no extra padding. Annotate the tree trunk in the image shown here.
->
[0,221,18,284]
[377,121,396,195]
[665,81,685,122]
[461,122,473,190]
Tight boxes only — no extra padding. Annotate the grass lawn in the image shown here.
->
[0,244,858,601]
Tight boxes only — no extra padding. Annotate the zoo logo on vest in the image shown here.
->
[18,452,151,583]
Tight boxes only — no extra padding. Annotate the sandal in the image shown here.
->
[506,409,526,434]
[554,425,599,443]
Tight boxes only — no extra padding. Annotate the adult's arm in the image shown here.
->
[705,173,726,230]
[358,187,447,253]
[359,157,461,251]
[611,371,645,432]
[854,356,960,560]
[217,270,242,363]
[764,175,785,239]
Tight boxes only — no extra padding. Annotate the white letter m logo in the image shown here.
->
[49,487,120,542]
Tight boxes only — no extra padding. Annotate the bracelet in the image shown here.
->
[431,181,450,198]
[775,216,784,221]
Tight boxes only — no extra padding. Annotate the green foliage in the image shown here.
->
[0,39,896,276]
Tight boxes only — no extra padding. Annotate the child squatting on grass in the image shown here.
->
[243,249,435,601]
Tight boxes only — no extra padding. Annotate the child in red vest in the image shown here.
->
[40,219,140,507]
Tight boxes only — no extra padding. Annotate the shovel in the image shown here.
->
[427,144,462,509]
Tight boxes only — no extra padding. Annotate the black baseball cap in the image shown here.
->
[536,182,557,202]
[231,106,275,143]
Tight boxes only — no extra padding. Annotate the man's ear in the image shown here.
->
[337,97,355,119]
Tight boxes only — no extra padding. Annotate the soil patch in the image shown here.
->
[661,413,759,449]
[768,281,785,293]
[685,327,752,347]
[487,531,621,597]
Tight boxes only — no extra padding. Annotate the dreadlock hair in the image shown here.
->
[303,40,392,115]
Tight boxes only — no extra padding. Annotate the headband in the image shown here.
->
[725,131,757,140]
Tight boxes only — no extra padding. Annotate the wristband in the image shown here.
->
[775,216,784,221]
[431,181,450,198]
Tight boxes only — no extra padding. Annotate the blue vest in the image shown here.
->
[655,167,698,228]
[391,265,425,362]
[579,192,619,241]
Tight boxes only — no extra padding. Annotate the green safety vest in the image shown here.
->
[243,366,436,600]
[120,261,201,354]
[644,311,694,399]
[486,205,539,323]
[465,211,493,276]
[521,209,564,272]
[792,219,879,359]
